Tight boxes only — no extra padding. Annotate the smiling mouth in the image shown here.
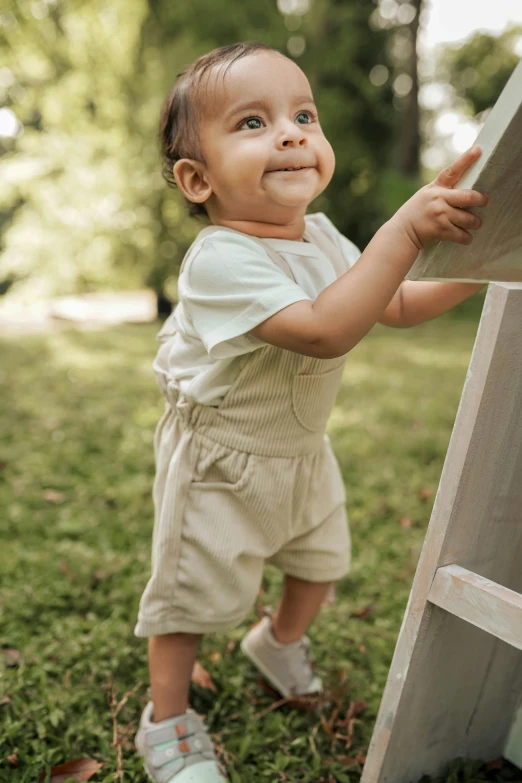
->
[269,166,311,172]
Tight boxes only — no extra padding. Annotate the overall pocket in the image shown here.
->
[291,359,346,433]
[191,439,253,492]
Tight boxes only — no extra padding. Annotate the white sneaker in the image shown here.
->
[135,701,227,782]
[240,616,323,698]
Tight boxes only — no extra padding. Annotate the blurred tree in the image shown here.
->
[0,0,415,304]
[0,0,155,301]
[419,24,521,179]
[394,0,423,178]
[439,25,521,116]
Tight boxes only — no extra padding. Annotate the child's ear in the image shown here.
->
[173,159,212,204]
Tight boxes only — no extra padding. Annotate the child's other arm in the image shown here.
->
[378,280,484,328]
[250,147,488,359]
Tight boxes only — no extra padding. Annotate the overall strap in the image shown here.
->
[302,220,347,279]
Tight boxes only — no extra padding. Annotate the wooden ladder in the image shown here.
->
[361,282,522,783]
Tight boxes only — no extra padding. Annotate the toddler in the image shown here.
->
[133,41,488,782]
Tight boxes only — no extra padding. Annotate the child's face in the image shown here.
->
[185,52,335,227]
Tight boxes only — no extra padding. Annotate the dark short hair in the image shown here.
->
[159,42,280,219]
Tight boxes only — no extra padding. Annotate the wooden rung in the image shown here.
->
[428,564,522,651]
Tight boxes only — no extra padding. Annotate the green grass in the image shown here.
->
[1,297,520,782]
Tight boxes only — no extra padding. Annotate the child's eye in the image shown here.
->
[296,110,316,124]
[238,117,264,130]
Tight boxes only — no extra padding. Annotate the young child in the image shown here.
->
[133,41,488,782]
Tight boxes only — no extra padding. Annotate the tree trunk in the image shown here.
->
[397,0,423,178]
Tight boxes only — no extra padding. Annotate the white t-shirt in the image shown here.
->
[155,212,361,406]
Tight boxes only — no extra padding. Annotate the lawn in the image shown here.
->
[1,294,520,782]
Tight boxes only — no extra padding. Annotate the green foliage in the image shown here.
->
[379,167,420,218]
[1,3,515,305]
[0,0,200,302]
[438,25,522,116]
[0,0,400,302]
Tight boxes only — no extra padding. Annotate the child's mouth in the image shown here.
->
[269,166,311,172]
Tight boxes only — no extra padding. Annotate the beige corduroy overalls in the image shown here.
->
[134,222,352,638]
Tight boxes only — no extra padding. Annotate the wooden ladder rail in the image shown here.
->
[429,565,522,652]
[360,282,522,783]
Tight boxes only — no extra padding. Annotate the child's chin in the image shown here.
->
[271,188,315,208]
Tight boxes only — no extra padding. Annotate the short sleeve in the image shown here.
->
[305,213,362,273]
[182,232,312,359]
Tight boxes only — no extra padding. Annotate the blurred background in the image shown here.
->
[0,0,521,321]
[2,6,522,779]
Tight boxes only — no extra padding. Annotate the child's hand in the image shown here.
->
[391,146,489,252]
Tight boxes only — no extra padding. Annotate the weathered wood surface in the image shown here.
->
[429,565,522,652]
[360,283,522,783]
[407,61,522,283]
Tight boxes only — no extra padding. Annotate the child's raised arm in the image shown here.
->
[250,146,489,359]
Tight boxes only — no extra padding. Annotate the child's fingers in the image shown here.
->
[446,205,482,231]
[444,188,489,209]
[434,146,482,189]
[447,224,474,245]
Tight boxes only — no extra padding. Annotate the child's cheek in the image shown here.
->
[318,139,336,187]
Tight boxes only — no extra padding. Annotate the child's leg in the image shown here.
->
[148,632,201,722]
[271,575,332,644]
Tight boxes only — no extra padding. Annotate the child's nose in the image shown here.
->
[277,123,307,149]
[282,136,307,147]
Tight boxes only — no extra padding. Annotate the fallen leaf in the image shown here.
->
[419,487,433,500]
[335,750,367,765]
[38,758,104,782]
[7,754,18,767]
[225,640,236,655]
[2,647,21,668]
[359,644,366,654]
[256,679,325,713]
[209,651,221,664]
[321,713,335,737]
[485,757,503,771]
[43,489,66,503]
[0,695,12,706]
[331,669,348,685]
[191,661,216,692]
[351,604,375,620]
[345,700,367,720]
[399,517,412,529]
